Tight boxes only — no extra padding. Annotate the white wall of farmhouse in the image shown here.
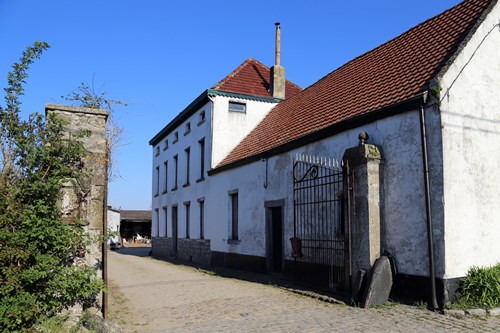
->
[438,4,500,279]
[151,95,279,243]
[211,96,276,167]
[207,110,445,278]
[151,101,212,239]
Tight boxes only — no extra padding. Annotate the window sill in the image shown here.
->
[184,130,191,136]
[154,194,159,197]
[227,239,240,245]
[171,187,178,191]
[183,183,190,188]
[196,177,205,183]
[162,190,168,194]
[197,119,206,126]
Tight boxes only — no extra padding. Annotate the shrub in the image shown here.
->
[453,263,500,309]
[0,42,104,332]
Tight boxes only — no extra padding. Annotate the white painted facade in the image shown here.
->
[107,207,121,245]
[205,110,439,277]
[438,4,500,278]
[151,93,278,242]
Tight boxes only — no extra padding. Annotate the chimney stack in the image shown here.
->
[270,22,286,99]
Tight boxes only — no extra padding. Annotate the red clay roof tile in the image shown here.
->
[217,0,494,169]
[211,58,302,99]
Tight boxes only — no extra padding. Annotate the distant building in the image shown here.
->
[119,210,152,243]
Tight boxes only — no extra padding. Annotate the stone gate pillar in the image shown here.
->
[45,104,109,314]
[342,131,383,290]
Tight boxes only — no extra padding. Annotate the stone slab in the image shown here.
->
[363,256,393,308]
[445,309,465,317]
[488,308,500,316]
[466,308,487,316]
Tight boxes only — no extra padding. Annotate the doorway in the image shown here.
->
[265,200,284,273]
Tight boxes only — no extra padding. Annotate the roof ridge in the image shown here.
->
[211,58,259,90]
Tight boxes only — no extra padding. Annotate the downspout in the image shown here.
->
[418,99,438,310]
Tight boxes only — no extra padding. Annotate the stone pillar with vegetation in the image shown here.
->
[342,132,384,291]
[45,104,109,310]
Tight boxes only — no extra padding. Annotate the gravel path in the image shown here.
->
[108,247,500,333]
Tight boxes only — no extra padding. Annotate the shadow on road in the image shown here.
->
[111,246,151,257]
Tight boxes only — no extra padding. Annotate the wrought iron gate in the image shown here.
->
[292,154,351,294]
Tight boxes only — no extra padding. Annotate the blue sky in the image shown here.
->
[0,0,462,210]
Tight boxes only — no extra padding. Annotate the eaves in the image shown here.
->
[149,89,280,146]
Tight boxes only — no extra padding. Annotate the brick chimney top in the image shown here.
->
[271,22,285,99]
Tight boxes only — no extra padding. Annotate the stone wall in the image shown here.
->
[152,237,211,266]
[46,104,109,310]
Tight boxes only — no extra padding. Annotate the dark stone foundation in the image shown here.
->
[152,237,211,266]
[391,273,463,308]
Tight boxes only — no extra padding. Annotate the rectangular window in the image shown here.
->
[228,101,246,113]
[184,201,190,239]
[230,192,238,240]
[154,208,159,237]
[183,147,190,187]
[155,146,160,156]
[163,139,169,150]
[162,206,168,237]
[184,122,191,135]
[198,138,205,182]
[198,110,206,125]
[163,161,168,193]
[198,198,205,239]
[154,166,159,196]
[173,131,179,143]
[172,155,178,190]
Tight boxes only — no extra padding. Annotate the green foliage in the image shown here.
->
[0,43,104,332]
[61,76,126,182]
[453,263,500,309]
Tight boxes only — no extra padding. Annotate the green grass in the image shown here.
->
[414,300,428,310]
[450,263,500,310]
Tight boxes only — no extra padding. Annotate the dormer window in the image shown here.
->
[173,131,179,143]
[184,122,191,135]
[228,101,246,113]
[198,110,206,125]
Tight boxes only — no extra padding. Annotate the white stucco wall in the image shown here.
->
[107,208,121,244]
[211,96,277,167]
[439,4,500,278]
[152,95,279,243]
[206,110,444,277]
[152,101,212,239]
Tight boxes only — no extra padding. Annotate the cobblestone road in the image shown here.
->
[108,247,500,333]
